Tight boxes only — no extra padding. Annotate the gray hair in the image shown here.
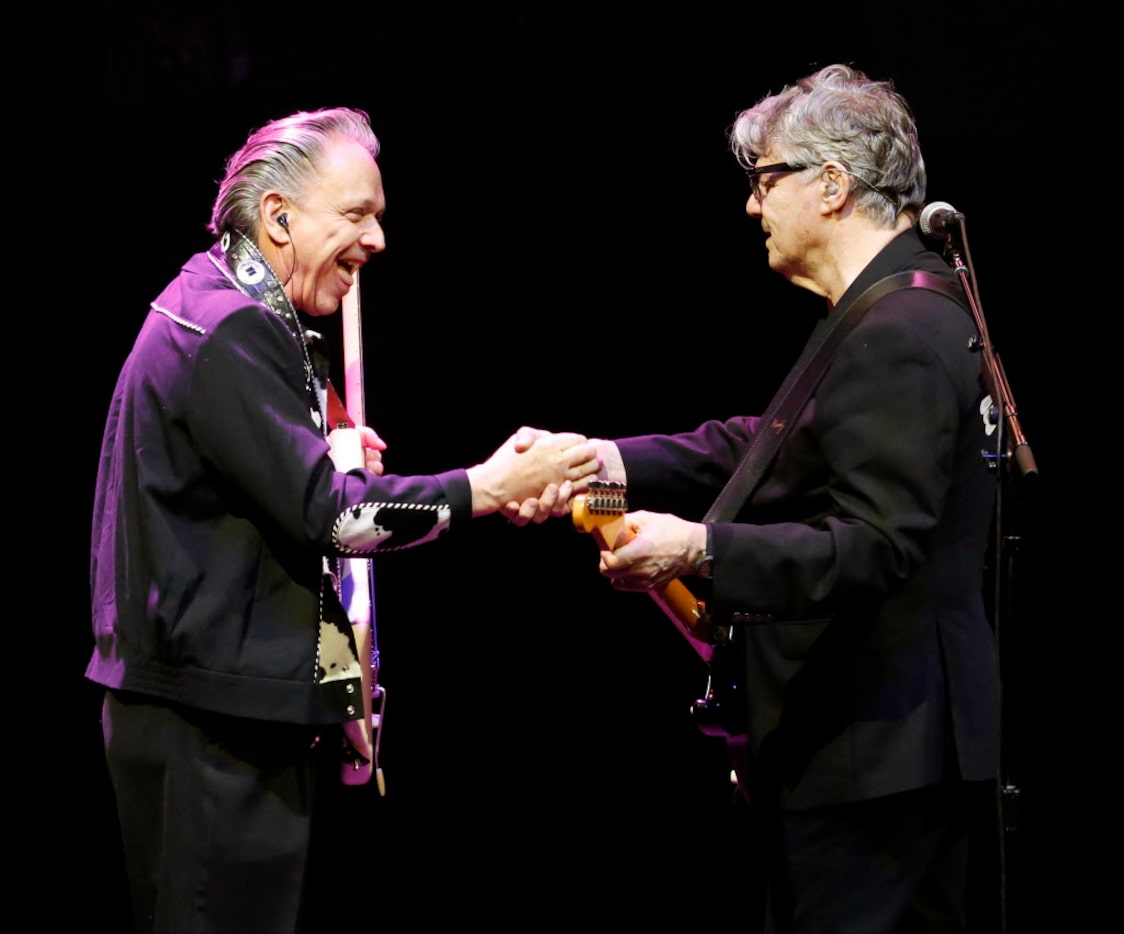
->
[729,64,925,227]
[208,106,381,238]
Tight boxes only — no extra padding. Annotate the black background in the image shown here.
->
[40,4,1089,930]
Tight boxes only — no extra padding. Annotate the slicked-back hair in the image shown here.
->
[209,107,380,238]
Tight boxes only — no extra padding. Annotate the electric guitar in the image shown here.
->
[572,481,745,737]
[332,280,386,792]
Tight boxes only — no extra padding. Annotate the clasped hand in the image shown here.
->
[468,426,601,518]
[500,427,601,525]
[330,423,599,519]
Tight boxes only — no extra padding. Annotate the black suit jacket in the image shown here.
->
[616,228,1000,809]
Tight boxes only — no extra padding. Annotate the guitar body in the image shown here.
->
[690,640,747,738]
[572,481,745,738]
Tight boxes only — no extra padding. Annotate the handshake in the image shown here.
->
[473,427,707,593]
[334,422,612,524]
[466,426,603,522]
[338,421,708,593]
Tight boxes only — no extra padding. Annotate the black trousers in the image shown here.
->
[102,690,327,934]
[756,780,996,934]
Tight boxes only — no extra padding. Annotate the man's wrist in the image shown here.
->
[693,523,714,579]
[466,463,501,517]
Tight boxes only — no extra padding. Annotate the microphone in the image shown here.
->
[919,201,963,240]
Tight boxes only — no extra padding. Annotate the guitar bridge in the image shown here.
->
[584,479,627,514]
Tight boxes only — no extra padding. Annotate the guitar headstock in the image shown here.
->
[572,480,630,547]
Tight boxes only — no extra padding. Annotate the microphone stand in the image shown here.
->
[947,234,1038,482]
[942,218,1038,934]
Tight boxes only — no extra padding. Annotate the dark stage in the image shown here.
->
[44,5,1084,930]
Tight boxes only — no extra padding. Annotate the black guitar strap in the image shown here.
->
[702,270,967,523]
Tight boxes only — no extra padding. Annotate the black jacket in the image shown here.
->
[88,247,472,724]
[617,229,1000,808]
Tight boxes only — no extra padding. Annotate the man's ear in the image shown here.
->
[262,193,290,242]
[820,165,848,210]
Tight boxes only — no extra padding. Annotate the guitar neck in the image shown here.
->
[341,279,366,427]
[649,581,713,663]
[338,279,383,792]
[572,488,713,663]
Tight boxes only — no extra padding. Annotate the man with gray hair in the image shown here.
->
[516,64,1001,932]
